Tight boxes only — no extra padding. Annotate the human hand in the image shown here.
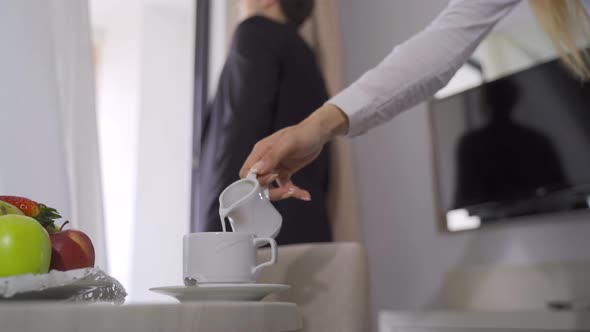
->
[239,103,349,201]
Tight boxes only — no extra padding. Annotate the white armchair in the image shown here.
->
[257,242,369,332]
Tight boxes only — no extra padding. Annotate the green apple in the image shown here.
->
[0,215,51,277]
[0,201,24,216]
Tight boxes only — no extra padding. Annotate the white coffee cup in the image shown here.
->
[183,232,277,285]
[219,172,282,238]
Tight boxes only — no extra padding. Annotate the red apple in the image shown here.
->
[49,221,95,271]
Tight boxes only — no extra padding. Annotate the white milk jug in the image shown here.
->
[218,172,282,238]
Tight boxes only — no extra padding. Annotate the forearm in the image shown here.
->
[330,0,521,137]
[301,103,349,144]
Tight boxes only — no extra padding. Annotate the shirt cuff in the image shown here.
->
[328,86,375,137]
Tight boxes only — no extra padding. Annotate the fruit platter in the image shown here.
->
[0,195,126,303]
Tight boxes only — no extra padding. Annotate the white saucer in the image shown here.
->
[149,283,289,302]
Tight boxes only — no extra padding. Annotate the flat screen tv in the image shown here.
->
[430,58,590,231]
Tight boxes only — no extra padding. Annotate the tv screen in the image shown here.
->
[430,58,590,230]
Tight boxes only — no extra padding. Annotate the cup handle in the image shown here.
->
[251,237,278,277]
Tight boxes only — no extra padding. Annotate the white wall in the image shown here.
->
[208,0,231,99]
[337,1,590,330]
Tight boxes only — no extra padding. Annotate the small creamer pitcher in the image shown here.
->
[218,172,282,238]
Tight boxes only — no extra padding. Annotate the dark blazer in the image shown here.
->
[196,16,331,245]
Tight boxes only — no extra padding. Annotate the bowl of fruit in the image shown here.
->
[0,196,126,303]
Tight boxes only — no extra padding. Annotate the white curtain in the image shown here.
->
[129,2,195,301]
[0,2,71,219]
[89,0,195,301]
[0,1,107,269]
[49,0,107,270]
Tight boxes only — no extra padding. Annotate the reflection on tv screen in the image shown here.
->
[430,58,590,230]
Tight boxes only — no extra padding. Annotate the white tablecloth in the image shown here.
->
[0,302,302,332]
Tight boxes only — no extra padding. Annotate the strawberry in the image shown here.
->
[0,195,61,232]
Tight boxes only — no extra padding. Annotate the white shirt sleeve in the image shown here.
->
[329,0,522,137]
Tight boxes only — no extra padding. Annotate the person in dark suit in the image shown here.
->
[197,0,331,245]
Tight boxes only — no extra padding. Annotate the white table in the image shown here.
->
[380,310,590,332]
[0,302,302,332]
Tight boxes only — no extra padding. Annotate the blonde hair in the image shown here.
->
[529,0,590,80]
